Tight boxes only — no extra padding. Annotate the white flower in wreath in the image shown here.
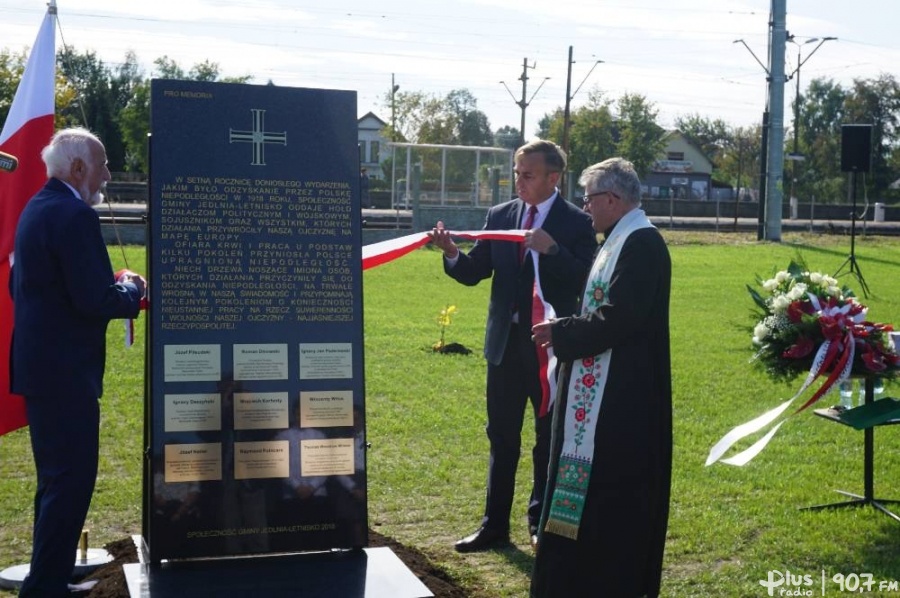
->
[772,294,792,313]
[752,321,770,345]
[786,282,807,301]
[762,278,780,292]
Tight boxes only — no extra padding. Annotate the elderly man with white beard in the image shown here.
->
[9,127,145,597]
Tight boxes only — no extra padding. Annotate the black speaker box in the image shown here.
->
[841,124,872,172]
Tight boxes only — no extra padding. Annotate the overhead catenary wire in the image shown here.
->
[54,4,130,270]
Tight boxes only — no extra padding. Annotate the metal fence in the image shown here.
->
[388,142,514,209]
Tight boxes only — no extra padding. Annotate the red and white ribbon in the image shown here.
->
[362,229,556,413]
[361,230,527,270]
[707,294,868,466]
[530,249,557,416]
[116,269,147,348]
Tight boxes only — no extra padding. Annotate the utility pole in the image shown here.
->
[765,0,787,241]
[758,111,769,240]
[501,58,549,148]
[563,48,573,158]
[787,36,836,157]
[519,57,532,147]
[561,47,603,195]
[733,37,770,240]
[390,73,399,142]
[733,136,744,232]
[786,35,837,201]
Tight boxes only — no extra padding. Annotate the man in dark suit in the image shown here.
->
[9,127,145,597]
[430,139,596,552]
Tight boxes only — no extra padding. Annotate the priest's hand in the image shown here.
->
[532,320,554,349]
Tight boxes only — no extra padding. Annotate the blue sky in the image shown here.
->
[2,0,898,138]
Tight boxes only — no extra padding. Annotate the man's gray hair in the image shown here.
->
[41,127,101,179]
[579,157,642,206]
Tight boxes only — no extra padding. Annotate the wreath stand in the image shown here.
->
[804,376,900,522]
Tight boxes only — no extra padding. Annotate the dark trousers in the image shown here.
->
[20,394,99,598]
[482,323,552,533]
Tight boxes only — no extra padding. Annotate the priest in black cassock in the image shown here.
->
[530,157,672,597]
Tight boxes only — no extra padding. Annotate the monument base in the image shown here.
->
[0,548,112,590]
[124,536,432,597]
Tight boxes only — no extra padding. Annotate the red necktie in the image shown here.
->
[519,205,538,264]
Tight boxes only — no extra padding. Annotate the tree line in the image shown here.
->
[0,47,250,174]
[2,45,898,203]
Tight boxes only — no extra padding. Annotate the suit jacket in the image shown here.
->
[9,178,143,398]
[444,193,597,365]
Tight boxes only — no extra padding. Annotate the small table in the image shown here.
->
[804,377,900,522]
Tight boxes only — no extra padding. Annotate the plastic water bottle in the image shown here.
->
[839,380,855,409]
[857,377,885,406]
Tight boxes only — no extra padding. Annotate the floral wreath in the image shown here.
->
[748,259,900,407]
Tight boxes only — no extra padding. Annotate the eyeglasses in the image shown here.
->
[578,190,619,206]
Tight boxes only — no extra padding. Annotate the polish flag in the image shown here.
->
[0,4,56,435]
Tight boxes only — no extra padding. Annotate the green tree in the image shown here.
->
[537,90,616,181]
[118,81,150,173]
[380,88,494,194]
[673,113,731,167]
[615,93,665,178]
[152,55,185,79]
[795,75,900,203]
[0,49,26,127]
[382,89,427,143]
[57,48,130,170]
[381,87,491,146]
[716,125,763,201]
[535,107,564,142]
[568,90,616,178]
[843,74,900,197]
[0,48,79,132]
[446,89,493,146]
[493,125,520,150]
[118,55,252,173]
[794,77,846,203]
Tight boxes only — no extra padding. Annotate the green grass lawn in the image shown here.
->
[3,233,900,596]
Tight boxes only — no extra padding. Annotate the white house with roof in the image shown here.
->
[644,130,713,200]
[358,112,390,180]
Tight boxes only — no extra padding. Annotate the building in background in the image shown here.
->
[645,130,712,200]
[358,112,389,180]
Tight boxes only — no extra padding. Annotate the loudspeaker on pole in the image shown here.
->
[840,124,873,172]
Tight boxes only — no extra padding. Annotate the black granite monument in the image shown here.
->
[146,79,367,562]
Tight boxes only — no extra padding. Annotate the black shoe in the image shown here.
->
[454,527,509,553]
[529,524,539,551]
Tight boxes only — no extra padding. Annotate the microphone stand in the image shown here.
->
[834,170,870,297]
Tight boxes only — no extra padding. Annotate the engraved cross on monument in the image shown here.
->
[229,108,287,166]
